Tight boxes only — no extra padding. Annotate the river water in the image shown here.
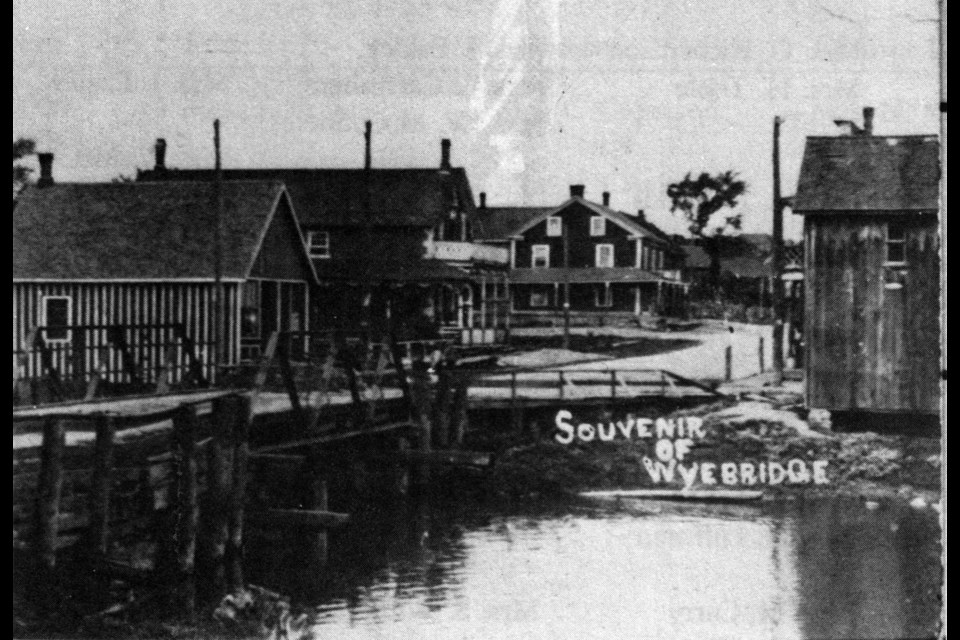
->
[246,496,942,640]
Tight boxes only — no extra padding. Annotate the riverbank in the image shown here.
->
[483,396,942,509]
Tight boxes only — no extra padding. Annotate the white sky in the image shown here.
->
[12,0,941,240]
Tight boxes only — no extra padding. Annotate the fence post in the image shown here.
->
[610,370,617,399]
[558,371,565,400]
[725,345,733,382]
[759,337,765,374]
[88,415,116,558]
[35,417,66,570]
[172,404,199,616]
[227,394,251,594]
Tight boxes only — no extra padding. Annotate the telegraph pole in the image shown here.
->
[213,119,224,380]
[771,116,785,383]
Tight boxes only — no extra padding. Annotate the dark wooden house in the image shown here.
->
[13,174,317,397]
[793,111,940,425]
[475,186,687,319]
[138,138,510,344]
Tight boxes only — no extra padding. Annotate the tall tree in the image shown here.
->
[667,171,747,291]
[13,137,36,197]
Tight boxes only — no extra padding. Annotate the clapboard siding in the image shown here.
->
[804,214,939,414]
[12,282,242,385]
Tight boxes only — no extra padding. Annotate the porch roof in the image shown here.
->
[509,268,673,284]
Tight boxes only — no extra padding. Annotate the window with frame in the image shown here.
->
[42,296,71,342]
[590,216,606,237]
[595,244,614,268]
[885,222,906,265]
[531,244,550,268]
[594,283,613,308]
[546,216,562,237]
[530,290,550,307]
[307,230,331,259]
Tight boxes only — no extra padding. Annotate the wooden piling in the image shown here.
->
[308,473,329,565]
[451,380,469,447]
[759,337,765,373]
[172,403,199,615]
[432,368,451,449]
[35,417,66,570]
[228,394,252,593]
[394,437,411,496]
[725,345,733,382]
[200,397,233,592]
[88,415,116,557]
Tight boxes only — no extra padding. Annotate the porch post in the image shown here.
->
[634,286,641,315]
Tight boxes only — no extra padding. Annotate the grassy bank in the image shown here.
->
[483,398,942,507]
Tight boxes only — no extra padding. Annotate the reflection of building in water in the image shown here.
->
[790,500,940,639]
[469,0,561,204]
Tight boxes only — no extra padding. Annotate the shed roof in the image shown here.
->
[793,135,940,213]
[138,167,476,228]
[13,181,312,281]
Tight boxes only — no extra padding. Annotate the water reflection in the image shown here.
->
[246,497,940,640]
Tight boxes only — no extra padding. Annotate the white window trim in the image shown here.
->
[41,295,72,343]
[546,216,562,237]
[532,244,551,268]
[884,223,907,266]
[307,230,331,259]
[530,290,550,307]
[590,216,606,237]
[594,283,613,308]
[595,243,614,268]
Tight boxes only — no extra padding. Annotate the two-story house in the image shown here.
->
[475,185,688,320]
[793,108,940,429]
[138,137,510,344]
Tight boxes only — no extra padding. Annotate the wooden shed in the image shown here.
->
[793,127,940,424]
[13,179,318,398]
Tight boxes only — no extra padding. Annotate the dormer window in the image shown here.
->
[307,231,331,259]
[546,216,562,237]
[590,216,606,236]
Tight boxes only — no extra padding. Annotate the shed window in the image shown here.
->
[307,231,330,259]
[594,283,613,308]
[546,216,562,237]
[590,216,606,236]
[885,223,906,265]
[595,244,614,268]
[532,245,550,268]
[42,296,71,342]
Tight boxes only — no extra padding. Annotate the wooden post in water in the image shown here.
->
[88,415,116,558]
[451,379,469,447]
[432,366,451,449]
[759,337,766,374]
[200,397,233,594]
[227,394,251,593]
[725,345,733,382]
[394,437,411,496]
[35,417,66,570]
[304,456,329,565]
[172,404,199,615]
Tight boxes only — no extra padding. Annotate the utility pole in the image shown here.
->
[771,116,785,384]
[213,119,224,380]
[562,220,571,350]
[361,120,373,342]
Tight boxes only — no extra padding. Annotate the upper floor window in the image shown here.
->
[546,216,562,237]
[590,216,606,237]
[885,222,906,265]
[42,295,71,342]
[307,231,331,259]
[595,244,614,268]
[532,244,550,268]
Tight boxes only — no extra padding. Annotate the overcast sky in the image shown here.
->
[13,0,941,239]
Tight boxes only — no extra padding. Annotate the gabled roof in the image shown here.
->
[472,207,554,242]
[138,167,475,228]
[13,181,316,282]
[793,135,940,213]
[509,197,669,241]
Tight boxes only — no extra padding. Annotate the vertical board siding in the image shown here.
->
[12,282,242,390]
[805,215,940,414]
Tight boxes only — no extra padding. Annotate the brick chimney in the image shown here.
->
[862,107,874,136]
[37,153,54,187]
[364,121,372,169]
[636,209,646,221]
[569,184,585,199]
[602,191,610,207]
[479,192,486,209]
[440,139,451,171]
[154,138,167,171]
